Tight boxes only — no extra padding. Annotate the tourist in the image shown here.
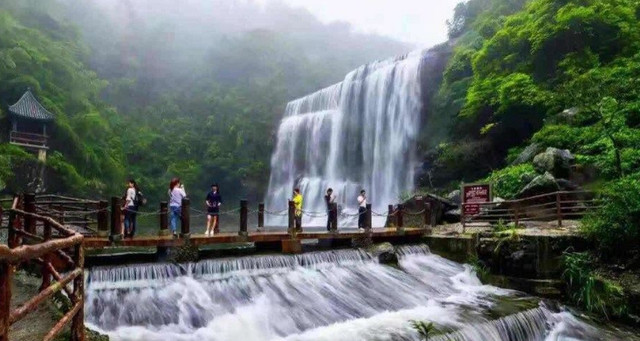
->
[357,189,367,229]
[123,179,138,238]
[324,188,336,231]
[293,188,303,231]
[169,177,187,237]
[205,183,222,236]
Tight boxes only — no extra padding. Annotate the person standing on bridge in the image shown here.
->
[325,188,336,231]
[205,184,222,236]
[123,179,139,238]
[293,188,303,232]
[169,177,187,237]
[357,189,367,230]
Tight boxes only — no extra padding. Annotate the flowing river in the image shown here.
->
[84,245,637,340]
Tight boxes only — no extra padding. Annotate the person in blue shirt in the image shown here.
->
[205,184,222,236]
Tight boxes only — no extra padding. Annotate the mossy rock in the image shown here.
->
[169,241,199,263]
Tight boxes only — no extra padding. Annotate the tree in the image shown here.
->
[597,97,626,178]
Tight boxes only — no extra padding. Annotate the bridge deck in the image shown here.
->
[83,227,428,248]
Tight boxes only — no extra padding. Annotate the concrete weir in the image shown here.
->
[422,225,590,298]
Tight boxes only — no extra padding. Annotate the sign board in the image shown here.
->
[462,183,492,217]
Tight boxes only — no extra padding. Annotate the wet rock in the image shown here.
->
[444,208,461,223]
[533,147,575,178]
[517,172,560,198]
[367,242,398,265]
[511,143,542,165]
[558,107,580,123]
[555,178,580,191]
[446,190,461,205]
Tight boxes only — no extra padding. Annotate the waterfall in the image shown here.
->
[84,246,635,341]
[264,51,427,227]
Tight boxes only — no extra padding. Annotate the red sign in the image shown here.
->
[462,184,491,217]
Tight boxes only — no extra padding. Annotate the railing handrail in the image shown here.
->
[461,190,593,207]
[9,131,48,139]
[1,202,85,341]
[35,194,100,204]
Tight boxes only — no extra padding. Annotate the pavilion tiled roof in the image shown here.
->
[8,89,55,121]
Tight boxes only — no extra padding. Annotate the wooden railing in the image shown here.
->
[33,194,105,236]
[0,197,85,341]
[461,190,598,228]
[9,131,48,148]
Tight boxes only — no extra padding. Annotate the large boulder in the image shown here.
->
[511,143,542,165]
[533,147,574,178]
[517,172,560,198]
[367,242,398,265]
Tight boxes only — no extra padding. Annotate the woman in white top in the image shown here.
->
[123,179,138,238]
[168,177,187,237]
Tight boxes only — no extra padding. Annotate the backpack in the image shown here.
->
[135,191,147,207]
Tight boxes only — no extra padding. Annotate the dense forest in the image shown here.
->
[0,0,411,203]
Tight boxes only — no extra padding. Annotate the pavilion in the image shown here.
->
[8,89,54,161]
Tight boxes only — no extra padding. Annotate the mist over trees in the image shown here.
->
[0,0,413,202]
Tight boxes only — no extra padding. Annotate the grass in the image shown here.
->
[562,251,628,319]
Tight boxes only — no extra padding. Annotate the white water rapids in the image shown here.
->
[264,51,425,227]
[84,246,635,341]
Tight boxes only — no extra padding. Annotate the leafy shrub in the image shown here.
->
[484,164,537,199]
[531,124,589,150]
[562,252,627,319]
[581,173,640,259]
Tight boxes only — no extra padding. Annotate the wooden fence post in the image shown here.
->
[180,198,191,238]
[7,210,18,249]
[397,204,404,232]
[514,204,519,228]
[109,197,122,242]
[287,200,295,237]
[239,200,248,236]
[40,220,52,291]
[258,203,264,230]
[387,205,395,227]
[330,203,338,232]
[97,200,109,237]
[0,262,12,341]
[159,202,169,236]
[556,192,562,227]
[423,202,431,229]
[24,192,36,234]
[71,244,85,341]
[365,204,372,231]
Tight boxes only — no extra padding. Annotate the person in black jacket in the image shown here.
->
[205,184,222,236]
[324,188,336,231]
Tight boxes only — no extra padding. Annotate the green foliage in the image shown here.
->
[485,164,536,199]
[422,0,640,197]
[467,253,490,282]
[562,252,628,318]
[410,320,436,340]
[582,174,640,259]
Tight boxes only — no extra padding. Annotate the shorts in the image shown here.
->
[207,209,219,217]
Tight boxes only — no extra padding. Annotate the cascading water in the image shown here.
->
[264,51,426,227]
[84,246,637,341]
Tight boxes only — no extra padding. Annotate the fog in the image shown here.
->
[60,0,417,103]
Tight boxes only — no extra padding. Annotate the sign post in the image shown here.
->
[461,183,492,233]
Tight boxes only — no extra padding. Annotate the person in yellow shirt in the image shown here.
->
[292,188,303,231]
